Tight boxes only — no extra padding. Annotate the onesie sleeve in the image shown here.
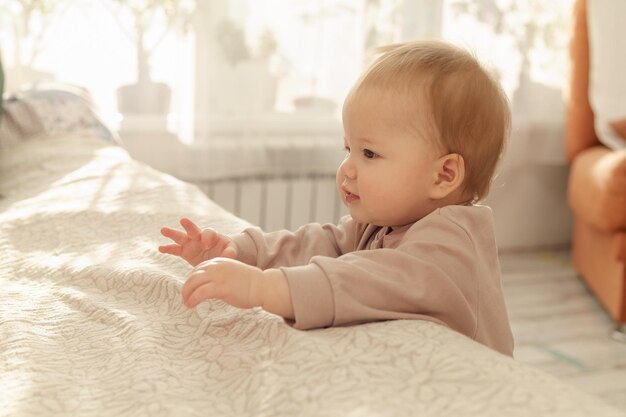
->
[230,216,359,269]
[281,216,480,340]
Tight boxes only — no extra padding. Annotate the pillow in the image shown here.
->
[0,83,119,145]
[587,0,626,150]
[0,54,4,116]
[0,95,45,146]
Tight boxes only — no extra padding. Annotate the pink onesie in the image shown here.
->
[231,205,514,356]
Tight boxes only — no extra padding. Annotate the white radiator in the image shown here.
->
[194,173,348,231]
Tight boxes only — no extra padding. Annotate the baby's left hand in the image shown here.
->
[181,258,263,309]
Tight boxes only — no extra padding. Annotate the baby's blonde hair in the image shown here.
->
[350,40,510,202]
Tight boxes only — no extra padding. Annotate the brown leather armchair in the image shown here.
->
[566,0,626,330]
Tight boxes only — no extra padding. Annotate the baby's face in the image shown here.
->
[337,89,442,227]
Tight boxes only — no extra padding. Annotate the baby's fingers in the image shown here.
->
[160,227,188,244]
[184,283,216,308]
[180,218,202,240]
[158,244,182,256]
[182,270,214,307]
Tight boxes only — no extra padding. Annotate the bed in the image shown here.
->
[0,94,622,416]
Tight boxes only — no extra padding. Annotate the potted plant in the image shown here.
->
[0,0,64,91]
[211,18,279,116]
[105,0,194,117]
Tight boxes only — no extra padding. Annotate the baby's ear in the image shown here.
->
[429,153,465,200]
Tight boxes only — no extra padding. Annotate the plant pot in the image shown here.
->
[212,60,276,116]
[117,81,171,115]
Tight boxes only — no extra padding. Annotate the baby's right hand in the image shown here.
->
[159,218,238,267]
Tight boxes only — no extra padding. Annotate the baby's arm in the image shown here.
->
[232,216,359,269]
[159,218,238,266]
[181,257,294,320]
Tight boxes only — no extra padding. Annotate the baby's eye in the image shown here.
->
[363,149,377,159]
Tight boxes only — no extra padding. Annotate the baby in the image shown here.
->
[160,40,514,356]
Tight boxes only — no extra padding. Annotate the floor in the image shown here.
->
[500,249,626,410]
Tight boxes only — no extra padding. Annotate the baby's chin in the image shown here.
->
[347,209,381,226]
[351,209,419,228]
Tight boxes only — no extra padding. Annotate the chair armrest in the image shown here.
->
[568,146,626,231]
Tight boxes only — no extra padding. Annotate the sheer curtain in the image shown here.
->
[182,0,573,174]
[0,0,574,246]
[0,0,195,134]
[0,0,572,162]
[185,0,444,181]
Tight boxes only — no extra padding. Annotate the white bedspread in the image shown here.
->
[0,135,621,416]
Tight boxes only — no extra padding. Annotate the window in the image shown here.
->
[1,0,573,156]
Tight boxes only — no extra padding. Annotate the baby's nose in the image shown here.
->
[339,159,356,179]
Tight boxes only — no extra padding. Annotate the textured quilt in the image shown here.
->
[0,134,620,416]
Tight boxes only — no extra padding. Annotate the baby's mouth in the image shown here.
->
[343,188,360,203]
